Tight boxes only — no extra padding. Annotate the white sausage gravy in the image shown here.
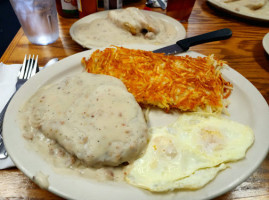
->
[19,72,148,184]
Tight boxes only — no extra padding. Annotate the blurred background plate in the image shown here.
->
[69,10,186,49]
[207,0,269,22]
[263,33,269,55]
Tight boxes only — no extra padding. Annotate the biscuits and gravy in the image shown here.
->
[21,73,148,167]
[70,7,185,48]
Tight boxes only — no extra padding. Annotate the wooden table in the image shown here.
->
[0,0,268,199]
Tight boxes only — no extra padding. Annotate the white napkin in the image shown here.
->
[0,63,21,169]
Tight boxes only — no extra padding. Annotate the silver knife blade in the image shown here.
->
[153,44,183,55]
[153,28,232,55]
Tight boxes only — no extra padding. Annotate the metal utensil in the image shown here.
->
[43,58,59,68]
[0,55,38,159]
[153,28,232,55]
[156,0,166,10]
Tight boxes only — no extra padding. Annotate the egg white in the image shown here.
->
[125,113,254,192]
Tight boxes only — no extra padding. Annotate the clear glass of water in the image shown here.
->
[9,0,59,45]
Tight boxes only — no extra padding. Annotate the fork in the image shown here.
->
[0,55,38,159]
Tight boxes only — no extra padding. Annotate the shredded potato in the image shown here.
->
[82,46,233,113]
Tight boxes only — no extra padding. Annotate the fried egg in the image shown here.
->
[125,113,254,192]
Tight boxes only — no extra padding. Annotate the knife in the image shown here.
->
[153,28,232,55]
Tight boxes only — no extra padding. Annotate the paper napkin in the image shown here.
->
[0,63,21,169]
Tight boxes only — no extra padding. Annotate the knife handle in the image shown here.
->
[176,28,232,51]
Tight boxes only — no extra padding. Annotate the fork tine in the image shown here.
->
[19,55,27,79]
[19,54,38,80]
[30,55,38,77]
[26,55,35,79]
[24,55,32,79]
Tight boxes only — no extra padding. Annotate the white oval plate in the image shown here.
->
[70,10,186,49]
[263,33,269,55]
[207,0,269,22]
[3,44,269,200]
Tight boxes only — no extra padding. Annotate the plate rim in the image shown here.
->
[3,45,269,200]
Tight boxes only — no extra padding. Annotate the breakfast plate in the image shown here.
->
[70,10,186,49]
[263,33,269,55]
[3,44,269,200]
[207,0,269,22]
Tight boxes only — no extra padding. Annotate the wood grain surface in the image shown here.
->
[0,0,268,199]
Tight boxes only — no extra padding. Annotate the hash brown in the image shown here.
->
[82,46,232,113]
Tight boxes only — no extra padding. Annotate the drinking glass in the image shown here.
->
[166,0,196,21]
[9,0,59,45]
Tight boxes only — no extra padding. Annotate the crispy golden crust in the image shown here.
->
[82,46,232,113]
